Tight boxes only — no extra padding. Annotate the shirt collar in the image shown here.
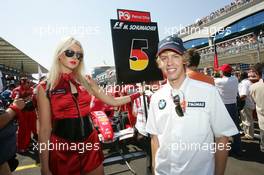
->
[59,72,80,87]
[166,76,190,92]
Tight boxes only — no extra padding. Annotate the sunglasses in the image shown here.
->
[20,79,29,84]
[173,94,184,117]
[64,50,83,60]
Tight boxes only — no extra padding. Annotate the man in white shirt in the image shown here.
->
[238,72,255,139]
[250,63,264,152]
[214,64,242,156]
[214,64,238,105]
[146,35,238,175]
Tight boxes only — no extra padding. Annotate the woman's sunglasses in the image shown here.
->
[64,50,83,60]
[173,94,184,117]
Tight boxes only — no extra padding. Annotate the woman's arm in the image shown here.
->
[86,76,141,107]
[37,86,52,175]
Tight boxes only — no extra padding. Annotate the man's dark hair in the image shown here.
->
[251,63,263,76]
[240,71,248,81]
[223,72,232,77]
[186,48,200,67]
[8,83,16,89]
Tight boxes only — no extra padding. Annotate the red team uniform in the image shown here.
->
[38,73,103,174]
[11,81,37,152]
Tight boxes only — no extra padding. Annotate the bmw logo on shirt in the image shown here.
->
[158,99,166,110]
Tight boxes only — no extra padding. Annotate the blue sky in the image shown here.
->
[0,0,231,73]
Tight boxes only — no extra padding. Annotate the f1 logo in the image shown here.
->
[113,22,124,29]
[118,11,131,21]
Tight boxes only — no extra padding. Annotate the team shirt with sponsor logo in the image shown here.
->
[146,77,238,175]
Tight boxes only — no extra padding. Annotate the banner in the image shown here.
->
[117,9,151,23]
[110,19,163,84]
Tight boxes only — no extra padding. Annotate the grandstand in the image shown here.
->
[179,0,264,69]
[0,37,48,87]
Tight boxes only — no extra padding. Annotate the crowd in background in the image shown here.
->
[195,0,253,26]
[180,0,254,34]
[215,63,264,153]
[198,33,264,59]
[0,76,38,174]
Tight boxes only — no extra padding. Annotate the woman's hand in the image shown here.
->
[85,75,98,88]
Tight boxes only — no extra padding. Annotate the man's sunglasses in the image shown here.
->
[173,94,184,117]
[64,50,83,60]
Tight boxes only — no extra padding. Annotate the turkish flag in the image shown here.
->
[213,44,219,70]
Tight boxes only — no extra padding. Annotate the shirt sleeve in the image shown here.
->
[145,96,159,136]
[239,81,249,96]
[209,88,239,138]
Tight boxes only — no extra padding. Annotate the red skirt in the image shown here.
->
[49,129,104,175]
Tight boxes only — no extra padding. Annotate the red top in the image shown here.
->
[187,70,215,86]
[11,86,33,99]
[38,73,91,120]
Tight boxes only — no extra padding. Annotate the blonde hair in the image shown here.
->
[156,51,189,70]
[48,36,91,91]
[156,57,165,71]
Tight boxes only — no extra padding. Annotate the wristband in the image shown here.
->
[130,92,141,102]
[9,104,21,115]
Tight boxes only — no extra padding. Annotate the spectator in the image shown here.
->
[248,64,262,83]
[11,77,37,153]
[215,64,242,156]
[250,63,264,152]
[186,48,215,85]
[238,72,255,139]
[0,98,25,175]
[1,83,16,106]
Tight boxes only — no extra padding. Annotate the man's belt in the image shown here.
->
[52,116,94,142]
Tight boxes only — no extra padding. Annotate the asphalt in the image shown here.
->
[12,136,264,175]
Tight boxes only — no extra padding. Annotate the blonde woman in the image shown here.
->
[37,37,140,175]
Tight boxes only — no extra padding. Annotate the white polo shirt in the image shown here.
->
[214,76,238,104]
[146,77,238,175]
[238,79,255,110]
